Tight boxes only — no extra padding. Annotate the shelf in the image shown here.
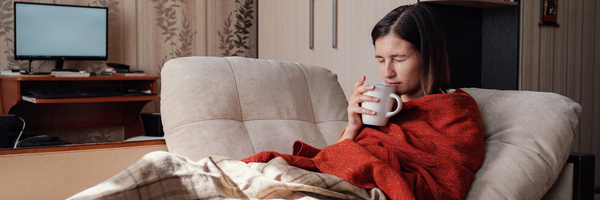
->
[420,0,518,8]
[0,139,166,156]
[0,75,158,81]
[21,94,160,104]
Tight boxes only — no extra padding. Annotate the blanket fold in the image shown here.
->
[242,89,485,200]
[68,151,387,200]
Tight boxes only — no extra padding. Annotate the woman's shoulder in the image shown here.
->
[404,88,476,108]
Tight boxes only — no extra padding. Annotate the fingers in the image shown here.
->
[354,76,366,89]
[348,92,379,108]
[348,104,376,116]
[350,84,377,105]
[348,76,378,116]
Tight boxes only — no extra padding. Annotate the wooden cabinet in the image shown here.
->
[258,0,417,98]
[0,76,160,147]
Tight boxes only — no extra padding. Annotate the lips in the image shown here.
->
[387,82,400,87]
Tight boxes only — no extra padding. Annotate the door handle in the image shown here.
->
[309,0,314,50]
[332,0,337,49]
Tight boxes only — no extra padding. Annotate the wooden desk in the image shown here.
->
[0,75,160,147]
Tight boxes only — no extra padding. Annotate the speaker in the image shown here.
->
[141,113,164,137]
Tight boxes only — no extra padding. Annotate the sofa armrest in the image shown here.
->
[568,152,595,200]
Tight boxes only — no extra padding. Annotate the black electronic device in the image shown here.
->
[0,114,17,148]
[141,113,164,137]
[113,69,144,73]
[21,70,52,75]
[13,2,108,72]
[106,63,130,70]
[7,69,22,73]
[28,87,124,99]
[13,68,51,75]
[16,135,71,148]
[0,114,17,124]
[107,63,143,73]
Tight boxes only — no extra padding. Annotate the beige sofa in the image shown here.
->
[160,57,591,200]
[0,56,593,200]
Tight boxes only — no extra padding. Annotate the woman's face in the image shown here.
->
[374,34,424,102]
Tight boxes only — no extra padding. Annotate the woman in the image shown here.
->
[338,3,451,143]
[244,3,484,200]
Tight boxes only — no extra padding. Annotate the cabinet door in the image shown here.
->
[258,0,417,98]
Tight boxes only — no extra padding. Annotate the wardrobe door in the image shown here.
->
[258,0,417,98]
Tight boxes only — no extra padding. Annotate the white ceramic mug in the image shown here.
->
[361,83,402,126]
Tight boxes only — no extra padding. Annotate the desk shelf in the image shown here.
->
[0,75,157,81]
[21,94,160,104]
[0,75,161,147]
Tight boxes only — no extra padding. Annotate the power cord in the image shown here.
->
[31,60,47,72]
[13,117,26,148]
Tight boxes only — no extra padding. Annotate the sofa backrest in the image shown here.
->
[161,57,348,161]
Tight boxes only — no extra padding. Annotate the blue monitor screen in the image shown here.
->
[14,2,108,61]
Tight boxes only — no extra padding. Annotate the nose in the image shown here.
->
[384,61,396,78]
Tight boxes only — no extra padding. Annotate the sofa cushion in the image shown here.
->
[160,57,348,161]
[461,88,581,200]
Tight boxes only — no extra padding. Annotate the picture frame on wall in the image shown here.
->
[540,0,559,27]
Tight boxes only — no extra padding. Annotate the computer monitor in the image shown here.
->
[13,2,108,72]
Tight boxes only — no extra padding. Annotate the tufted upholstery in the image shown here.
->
[160,56,582,200]
[160,57,348,161]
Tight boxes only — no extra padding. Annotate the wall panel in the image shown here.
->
[538,27,554,93]
[579,0,595,155]
[520,0,540,91]
[521,0,600,188]
[594,0,600,190]
[552,0,568,96]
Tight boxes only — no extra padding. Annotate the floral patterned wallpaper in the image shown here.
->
[150,0,197,75]
[218,0,254,56]
[0,0,257,144]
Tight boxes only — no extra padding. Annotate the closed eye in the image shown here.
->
[392,55,408,62]
[375,56,385,63]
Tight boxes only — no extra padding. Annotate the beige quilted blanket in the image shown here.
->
[68,151,386,200]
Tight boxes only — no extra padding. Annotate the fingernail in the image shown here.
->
[370,111,376,115]
[370,85,375,89]
[373,97,379,102]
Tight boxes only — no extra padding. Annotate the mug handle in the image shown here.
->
[385,93,402,118]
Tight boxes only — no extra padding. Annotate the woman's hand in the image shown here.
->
[336,76,378,143]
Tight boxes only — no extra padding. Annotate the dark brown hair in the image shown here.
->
[371,3,450,95]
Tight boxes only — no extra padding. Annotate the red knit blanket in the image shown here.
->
[241,89,484,200]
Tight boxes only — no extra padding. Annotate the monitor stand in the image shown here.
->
[51,60,80,72]
[25,60,51,75]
